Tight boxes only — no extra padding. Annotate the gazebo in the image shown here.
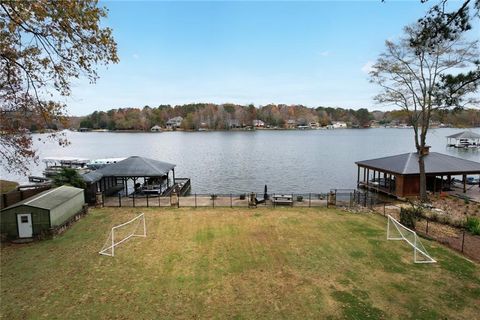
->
[355,150,480,198]
[446,131,480,148]
[82,156,181,203]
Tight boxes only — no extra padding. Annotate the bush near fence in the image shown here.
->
[373,202,480,263]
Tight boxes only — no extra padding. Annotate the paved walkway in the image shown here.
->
[448,184,480,203]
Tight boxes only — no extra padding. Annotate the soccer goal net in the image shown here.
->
[99,213,146,257]
[387,214,436,264]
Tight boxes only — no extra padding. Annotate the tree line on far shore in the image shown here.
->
[69,104,480,131]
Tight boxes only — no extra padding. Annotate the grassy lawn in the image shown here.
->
[1,207,479,319]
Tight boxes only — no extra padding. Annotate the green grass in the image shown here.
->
[1,207,479,319]
[466,216,480,235]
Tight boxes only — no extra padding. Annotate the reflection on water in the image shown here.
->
[2,128,479,193]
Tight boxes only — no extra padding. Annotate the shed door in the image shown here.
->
[17,213,33,238]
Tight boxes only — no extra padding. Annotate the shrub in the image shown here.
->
[53,168,86,189]
[399,205,422,230]
[450,218,465,229]
[428,212,439,223]
[465,217,480,235]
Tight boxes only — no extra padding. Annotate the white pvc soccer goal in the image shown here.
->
[387,214,436,264]
[99,213,146,257]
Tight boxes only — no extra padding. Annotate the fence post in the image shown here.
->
[383,202,386,216]
[230,193,233,208]
[461,230,465,253]
[212,195,215,208]
[195,193,197,208]
[158,194,161,207]
[326,193,329,208]
[102,192,105,207]
[349,192,352,208]
[273,194,276,208]
[334,189,337,206]
[146,193,149,207]
[309,193,311,208]
[177,194,180,208]
[118,193,121,207]
[133,192,135,207]
[426,219,429,234]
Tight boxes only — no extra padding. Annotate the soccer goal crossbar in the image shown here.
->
[387,215,436,264]
[99,213,146,257]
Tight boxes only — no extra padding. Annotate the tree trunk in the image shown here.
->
[418,154,427,202]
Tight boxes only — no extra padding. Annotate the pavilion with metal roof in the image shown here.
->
[446,131,480,148]
[81,156,187,204]
[355,151,480,198]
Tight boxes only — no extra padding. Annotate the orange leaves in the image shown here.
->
[1,0,118,174]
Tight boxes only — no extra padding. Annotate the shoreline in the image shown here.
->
[32,126,480,134]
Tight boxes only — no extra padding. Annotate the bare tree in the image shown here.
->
[370,22,479,201]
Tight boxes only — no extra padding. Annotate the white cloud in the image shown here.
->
[361,61,375,74]
[319,51,330,57]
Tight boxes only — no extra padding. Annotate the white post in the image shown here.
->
[387,216,390,239]
[413,234,416,262]
[143,214,146,237]
[111,229,115,257]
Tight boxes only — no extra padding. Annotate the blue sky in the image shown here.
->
[64,1,476,116]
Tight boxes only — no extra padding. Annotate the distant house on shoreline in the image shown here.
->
[332,121,347,129]
[253,119,265,128]
[166,116,183,129]
[228,119,241,129]
[286,119,297,129]
[309,122,320,129]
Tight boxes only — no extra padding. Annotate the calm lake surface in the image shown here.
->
[3,128,479,194]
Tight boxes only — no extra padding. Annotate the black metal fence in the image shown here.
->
[97,188,479,262]
[102,192,329,208]
[370,202,480,263]
[99,188,389,209]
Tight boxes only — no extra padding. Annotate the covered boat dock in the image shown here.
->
[82,156,190,204]
[355,150,480,199]
[446,131,480,148]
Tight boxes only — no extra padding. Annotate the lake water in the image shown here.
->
[2,128,479,194]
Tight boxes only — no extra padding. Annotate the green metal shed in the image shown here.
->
[0,186,85,239]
